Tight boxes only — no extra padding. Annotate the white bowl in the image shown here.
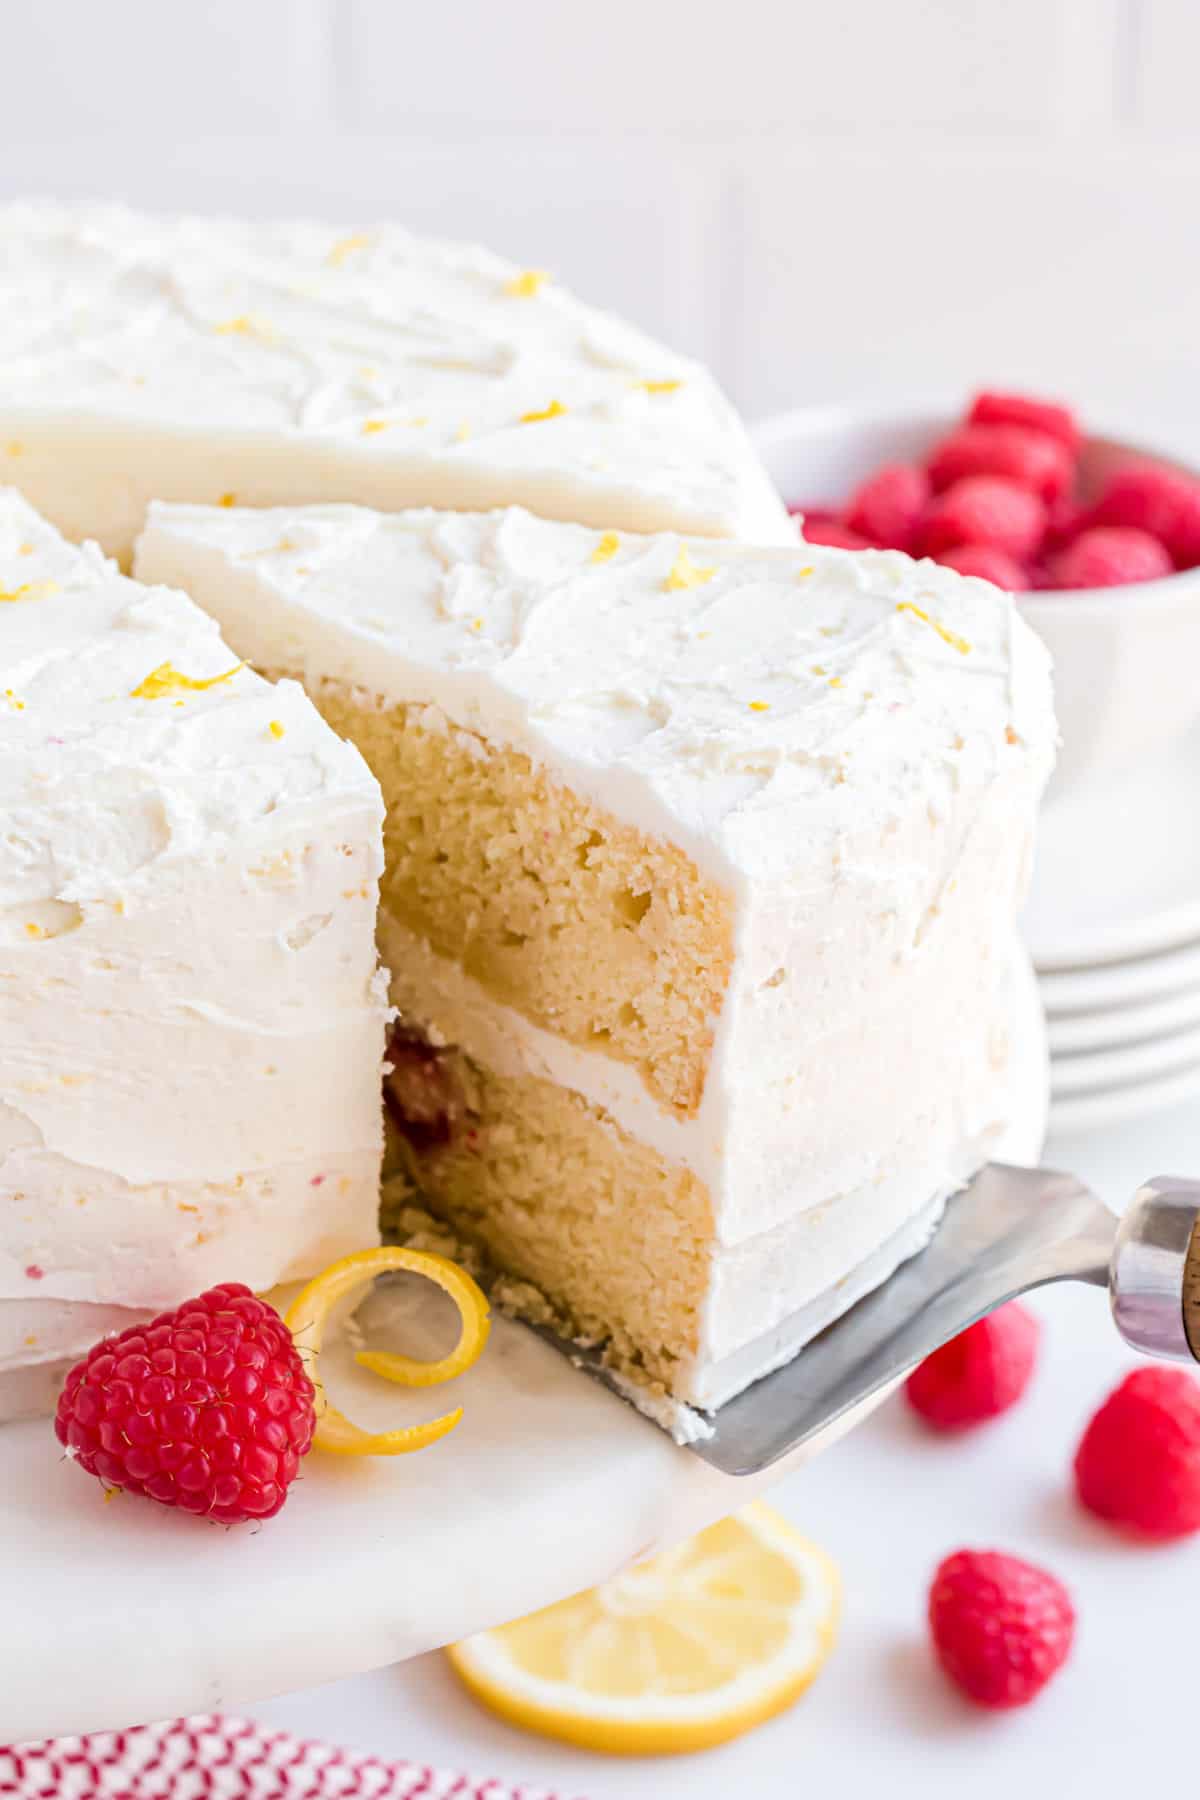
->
[751,405,1200,801]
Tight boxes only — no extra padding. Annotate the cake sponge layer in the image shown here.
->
[386,1051,714,1395]
[305,677,732,1115]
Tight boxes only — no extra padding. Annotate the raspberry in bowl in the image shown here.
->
[752,396,1200,798]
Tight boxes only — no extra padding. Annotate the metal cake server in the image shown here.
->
[682,1164,1200,1476]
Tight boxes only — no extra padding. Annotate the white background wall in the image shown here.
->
[5,0,1200,442]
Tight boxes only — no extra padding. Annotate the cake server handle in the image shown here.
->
[1110,1177,1200,1361]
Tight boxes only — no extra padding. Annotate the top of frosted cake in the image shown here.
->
[0,202,789,543]
[136,502,1056,886]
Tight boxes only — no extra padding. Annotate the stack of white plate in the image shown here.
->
[1024,733,1200,1134]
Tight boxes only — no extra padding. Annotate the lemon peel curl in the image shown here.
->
[284,1246,491,1457]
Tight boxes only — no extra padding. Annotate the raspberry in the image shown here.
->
[1050,525,1173,590]
[1074,1366,1200,1540]
[929,1549,1075,1709]
[932,544,1032,591]
[927,425,1074,504]
[844,463,929,552]
[906,1301,1040,1429]
[1089,460,1200,567]
[55,1282,315,1524]
[798,518,874,550]
[918,477,1046,561]
[1043,497,1088,550]
[967,390,1081,454]
[384,1021,467,1150]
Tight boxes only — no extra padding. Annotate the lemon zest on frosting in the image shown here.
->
[896,601,971,656]
[218,492,237,508]
[284,1246,491,1457]
[504,269,550,297]
[590,532,620,565]
[361,418,390,435]
[519,399,566,425]
[665,547,716,592]
[633,378,682,394]
[327,232,374,266]
[268,720,285,740]
[0,580,57,603]
[131,661,244,700]
[213,314,276,342]
[749,701,770,712]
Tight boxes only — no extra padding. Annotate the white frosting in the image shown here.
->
[0,203,790,558]
[0,490,389,1371]
[134,503,1054,889]
[137,502,1055,1408]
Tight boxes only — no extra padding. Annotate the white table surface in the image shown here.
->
[251,1092,1200,1799]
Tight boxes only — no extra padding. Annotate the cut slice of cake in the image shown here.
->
[136,503,1056,1419]
[0,490,388,1416]
[0,203,789,563]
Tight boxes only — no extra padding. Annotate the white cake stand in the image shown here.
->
[0,957,1047,1743]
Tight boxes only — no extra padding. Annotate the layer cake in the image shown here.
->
[136,502,1056,1419]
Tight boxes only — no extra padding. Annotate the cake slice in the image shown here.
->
[0,491,388,1415]
[136,503,1055,1419]
[0,203,789,562]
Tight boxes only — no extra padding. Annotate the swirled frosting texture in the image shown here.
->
[0,490,388,1369]
[0,203,790,557]
[135,502,1054,886]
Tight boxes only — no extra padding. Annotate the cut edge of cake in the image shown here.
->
[134,500,1056,1426]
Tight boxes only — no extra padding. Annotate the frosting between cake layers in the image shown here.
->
[0,490,389,1331]
[0,203,791,555]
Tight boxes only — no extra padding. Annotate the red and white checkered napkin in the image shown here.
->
[0,1715,585,1800]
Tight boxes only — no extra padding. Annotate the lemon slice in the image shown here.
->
[445,1501,839,1755]
[283,1246,490,1457]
